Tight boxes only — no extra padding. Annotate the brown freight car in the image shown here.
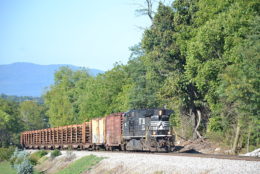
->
[105,112,124,150]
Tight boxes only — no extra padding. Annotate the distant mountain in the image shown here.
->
[0,93,44,104]
[0,62,103,97]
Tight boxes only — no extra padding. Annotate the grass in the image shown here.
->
[55,155,103,174]
[0,156,45,174]
[0,161,16,174]
[0,161,42,174]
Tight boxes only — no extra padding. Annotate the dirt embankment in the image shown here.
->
[174,138,230,154]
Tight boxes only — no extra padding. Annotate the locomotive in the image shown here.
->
[123,109,174,151]
[20,109,174,152]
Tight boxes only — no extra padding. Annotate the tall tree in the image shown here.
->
[44,67,91,126]
[78,63,130,119]
[217,17,260,152]
[19,101,48,131]
[0,98,21,146]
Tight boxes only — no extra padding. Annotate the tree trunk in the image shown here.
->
[232,124,241,154]
[192,112,197,139]
[195,110,202,139]
[246,127,251,153]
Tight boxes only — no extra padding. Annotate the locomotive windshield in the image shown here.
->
[151,115,169,121]
[161,115,169,121]
[151,115,159,121]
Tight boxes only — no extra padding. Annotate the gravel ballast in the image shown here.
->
[27,150,260,174]
[70,151,260,174]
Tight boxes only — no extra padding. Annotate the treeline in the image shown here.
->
[0,94,44,104]
[0,97,48,147]
[1,0,259,153]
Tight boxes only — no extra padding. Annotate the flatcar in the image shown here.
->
[20,109,174,152]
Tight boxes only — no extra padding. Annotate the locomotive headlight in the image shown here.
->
[168,131,171,135]
[153,131,156,135]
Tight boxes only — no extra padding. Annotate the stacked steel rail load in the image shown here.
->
[20,113,123,150]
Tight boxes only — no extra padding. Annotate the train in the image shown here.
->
[20,109,174,152]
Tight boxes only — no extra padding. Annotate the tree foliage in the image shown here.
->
[0,98,20,146]
[19,101,48,131]
[44,65,130,126]
[0,97,49,147]
[44,67,91,126]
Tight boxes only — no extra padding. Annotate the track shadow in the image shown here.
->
[173,146,184,151]
[180,149,202,154]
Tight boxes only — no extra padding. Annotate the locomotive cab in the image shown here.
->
[150,112,171,136]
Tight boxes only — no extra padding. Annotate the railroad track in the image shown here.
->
[69,149,260,162]
[153,152,260,162]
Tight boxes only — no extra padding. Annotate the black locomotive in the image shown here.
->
[123,109,174,152]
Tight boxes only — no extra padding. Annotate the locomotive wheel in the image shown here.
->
[87,146,93,151]
[94,145,100,150]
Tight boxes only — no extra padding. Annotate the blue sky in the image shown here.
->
[0,0,151,71]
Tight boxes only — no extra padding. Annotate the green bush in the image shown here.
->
[207,116,224,132]
[50,149,61,159]
[16,159,33,174]
[28,156,37,166]
[29,150,48,165]
[9,148,19,166]
[0,146,15,162]
[10,149,29,167]
[10,149,34,174]
[37,150,48,158]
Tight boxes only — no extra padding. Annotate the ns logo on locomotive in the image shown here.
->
[20,109,174,152]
